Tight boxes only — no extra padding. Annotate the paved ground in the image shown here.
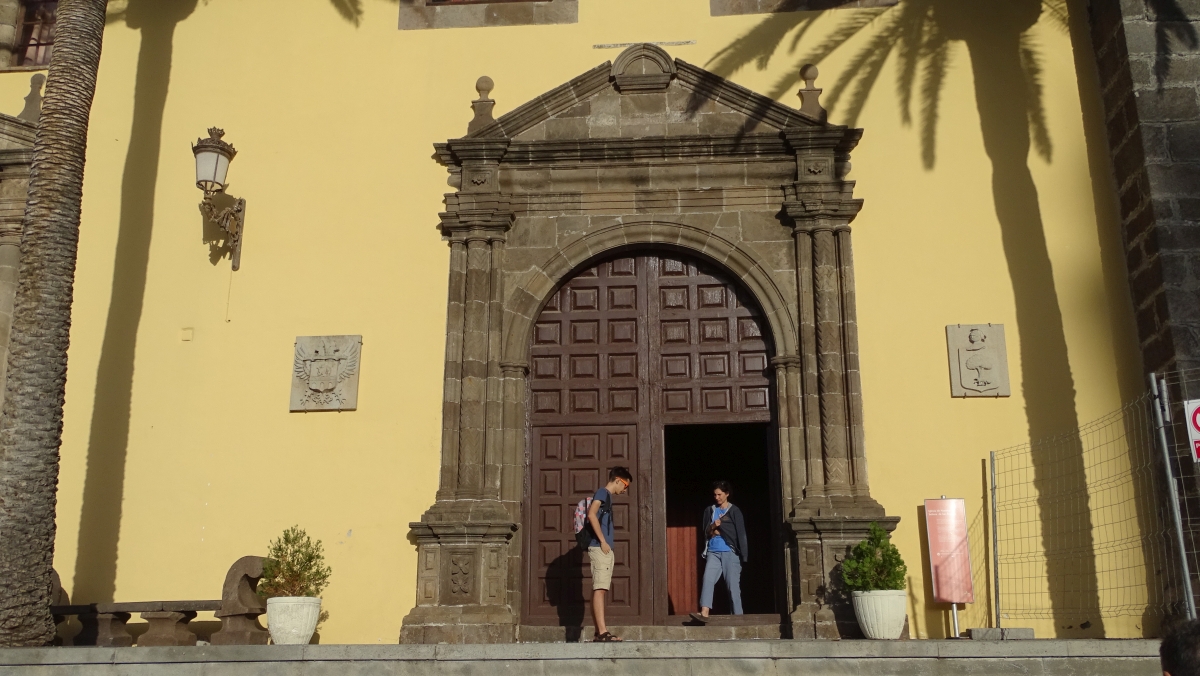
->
[0,639,1164,675]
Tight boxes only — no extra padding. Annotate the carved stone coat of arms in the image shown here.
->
[946,324,1010,398]
[290,335,362,411]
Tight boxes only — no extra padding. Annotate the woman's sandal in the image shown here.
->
[593,631,623,642]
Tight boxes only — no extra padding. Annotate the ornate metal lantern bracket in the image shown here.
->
[199,196,246,271]
[193,127,246,271]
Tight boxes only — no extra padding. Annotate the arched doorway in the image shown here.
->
[523,248,783,627]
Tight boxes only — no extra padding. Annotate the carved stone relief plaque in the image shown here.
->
[290,335,362,411]
[946,324,1010,398]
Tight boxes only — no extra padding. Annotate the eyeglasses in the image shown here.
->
[616,478,631,490]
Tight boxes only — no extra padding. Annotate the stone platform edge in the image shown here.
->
[0,640,1161,666]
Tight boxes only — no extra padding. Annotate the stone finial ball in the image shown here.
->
[800,64,819,84]
[476,76,494,98]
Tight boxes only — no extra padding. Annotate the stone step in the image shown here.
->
[0,640,1161,675]
[519,622,783,642]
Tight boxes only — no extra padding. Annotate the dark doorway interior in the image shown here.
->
[664,423,778,616]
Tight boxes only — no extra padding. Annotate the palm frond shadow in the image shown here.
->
[329,0,400,26]
[700,0,1150,636]
[698,1,1061,170]
[1147,0,1200,87]
[329,0,365,25]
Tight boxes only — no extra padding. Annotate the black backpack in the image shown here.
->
[573,494,612,549]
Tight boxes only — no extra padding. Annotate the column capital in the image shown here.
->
[499,361,528,375]
[439,192,514,241]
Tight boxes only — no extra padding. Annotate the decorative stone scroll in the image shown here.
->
[290,335,362,411]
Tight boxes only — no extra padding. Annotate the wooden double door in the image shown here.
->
[524,250,774,626]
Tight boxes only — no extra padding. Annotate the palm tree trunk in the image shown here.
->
[0,0,108,647]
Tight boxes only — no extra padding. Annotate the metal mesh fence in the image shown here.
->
[1153,368,1200,618]
[990,389,1188,633]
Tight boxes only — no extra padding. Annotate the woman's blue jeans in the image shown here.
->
[699,550,743,614]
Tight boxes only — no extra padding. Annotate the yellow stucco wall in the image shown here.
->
[0,0,1143,642]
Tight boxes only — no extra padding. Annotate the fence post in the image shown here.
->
[1150,372,1197,620]
[990,451,1001,629]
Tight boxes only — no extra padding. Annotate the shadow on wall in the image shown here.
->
[69,0,406,607]
[71,0,199,604]
[327,0,401,27]
[702,0,1153,636]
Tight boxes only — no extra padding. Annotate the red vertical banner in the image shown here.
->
[924,498,974,604]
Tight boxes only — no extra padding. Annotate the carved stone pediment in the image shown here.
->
[462,44,823,144]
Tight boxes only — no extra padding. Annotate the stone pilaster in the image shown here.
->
[0,139,31,413]
[781,127,893,639]
[403,137,519,644]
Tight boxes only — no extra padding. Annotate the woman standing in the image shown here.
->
[690,480,749,622]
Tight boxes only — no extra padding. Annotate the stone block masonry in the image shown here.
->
[1090,0,1200,373]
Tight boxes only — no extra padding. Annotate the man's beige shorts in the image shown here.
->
[587,546,615,591]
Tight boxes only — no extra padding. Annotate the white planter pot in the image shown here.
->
[851,590,907,639]
[266,597,322,645]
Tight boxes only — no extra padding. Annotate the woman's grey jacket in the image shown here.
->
[700,503,749,563]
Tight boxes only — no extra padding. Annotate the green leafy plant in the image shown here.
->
[841,522,907,592]
[258,526,333,598]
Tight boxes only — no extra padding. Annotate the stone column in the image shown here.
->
[790,226,823,505]
[772,355,805,511]
[483,240,506,503]
[837,227,870,493]
[812,226,850,495]
[0,144,32,412]
[772,358,793,507]
[0,0,19,69]
[781,128,894,639]
[456,236,493,500]
[436,239,467,502]
[403,137,519,644]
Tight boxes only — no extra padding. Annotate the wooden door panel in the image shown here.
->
[526,424,641,622]
[647,253,772,426]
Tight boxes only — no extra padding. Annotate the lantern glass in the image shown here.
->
[194,149,231,193]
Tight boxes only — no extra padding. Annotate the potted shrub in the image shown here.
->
[259,526,333,645]
[842,522,908,639]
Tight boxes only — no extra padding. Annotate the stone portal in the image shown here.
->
[401,44,898,644]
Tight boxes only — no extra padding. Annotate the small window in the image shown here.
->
[16,1,56,68]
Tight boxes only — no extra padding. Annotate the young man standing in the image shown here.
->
[587,466,632,642]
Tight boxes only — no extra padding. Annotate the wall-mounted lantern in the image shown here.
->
[192,127,246,271]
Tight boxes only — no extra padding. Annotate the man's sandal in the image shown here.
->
[593,632,623,642]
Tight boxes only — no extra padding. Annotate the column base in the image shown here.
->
[401,499,519,644]
[400,604,516,644]
[790,602,840,640]
[790,513,902,639]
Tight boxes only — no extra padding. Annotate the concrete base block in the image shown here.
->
[968,627,1035,640]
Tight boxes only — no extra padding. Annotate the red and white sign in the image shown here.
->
[1185,399,1200,463]
[924,498,974,604]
